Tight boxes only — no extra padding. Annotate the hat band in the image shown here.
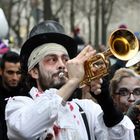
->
[28,43,68,71]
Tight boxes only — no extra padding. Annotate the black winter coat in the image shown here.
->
[0,77,21,140]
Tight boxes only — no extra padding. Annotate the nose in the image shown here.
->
[57,58,66,70]
[128,94,135,102]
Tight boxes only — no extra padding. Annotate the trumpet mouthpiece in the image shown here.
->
[59,72,64,78]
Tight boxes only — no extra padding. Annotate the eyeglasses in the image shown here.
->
[116,88,140,96]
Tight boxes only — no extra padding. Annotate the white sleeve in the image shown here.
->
[94,107,135,140]
[74,99,135,140]
[5,89,64,140]
[94,113,135,140]
[108,115,135,140]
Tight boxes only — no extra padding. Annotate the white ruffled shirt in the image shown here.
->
[5,87,135,140]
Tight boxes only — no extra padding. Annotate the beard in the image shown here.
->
[38,70,67,91]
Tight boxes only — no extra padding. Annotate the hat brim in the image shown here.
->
[20,32,77,72]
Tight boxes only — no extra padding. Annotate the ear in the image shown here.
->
[28,68,39,79]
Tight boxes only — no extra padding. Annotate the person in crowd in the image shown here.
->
[109,67,140,140]
[5,20,134,140]
[72,27,85,53]
[118,24,128,29]
[127,99,140,140]
[110,68,140,113]
[0,51,21,140]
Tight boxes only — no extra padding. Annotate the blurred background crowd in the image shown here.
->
[0,0,140,139]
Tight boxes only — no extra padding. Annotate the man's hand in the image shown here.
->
[90,79,103,95]
[58,45,96,101]
[66,45,96,85]
[80,78,102,101]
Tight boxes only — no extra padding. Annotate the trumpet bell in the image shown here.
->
[109,29,139,60]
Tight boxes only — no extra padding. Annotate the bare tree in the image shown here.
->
[30,0,43,24]
[101,0,116,46]
[0,0,29,46]
[0,0,17,37]
[43,0,66,21]
[94,0,100,50]
[43,0,53,20]
[1,0,139,49]
[75,0,95,44]
[69,0,75,32]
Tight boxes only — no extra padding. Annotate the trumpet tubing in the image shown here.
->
[81,29,139,87]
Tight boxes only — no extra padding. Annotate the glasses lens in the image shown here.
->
[133,88,140,96]
[118,88,129,96]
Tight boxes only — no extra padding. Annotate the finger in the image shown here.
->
[77,45,95,59]
[82,50,96,61]
[90,83,101,92]
[90,78,103,86]
[77,46,91,58]
[87,45,95,51]
[100,78,103,84]
[94,89,101,95]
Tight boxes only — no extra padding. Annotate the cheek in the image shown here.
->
[18,75,21,79]
[115,97,129,112]
[39,68,53,80]
[119,96,128,104]
[113,96,127,106]
[39,62,57,79]
[3,73,11,80]
[40,69,48,77]
[40,62,56,72]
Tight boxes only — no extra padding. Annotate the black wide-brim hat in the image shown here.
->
[20,32,77,73]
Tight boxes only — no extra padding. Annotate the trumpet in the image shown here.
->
[80,29,139,87]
